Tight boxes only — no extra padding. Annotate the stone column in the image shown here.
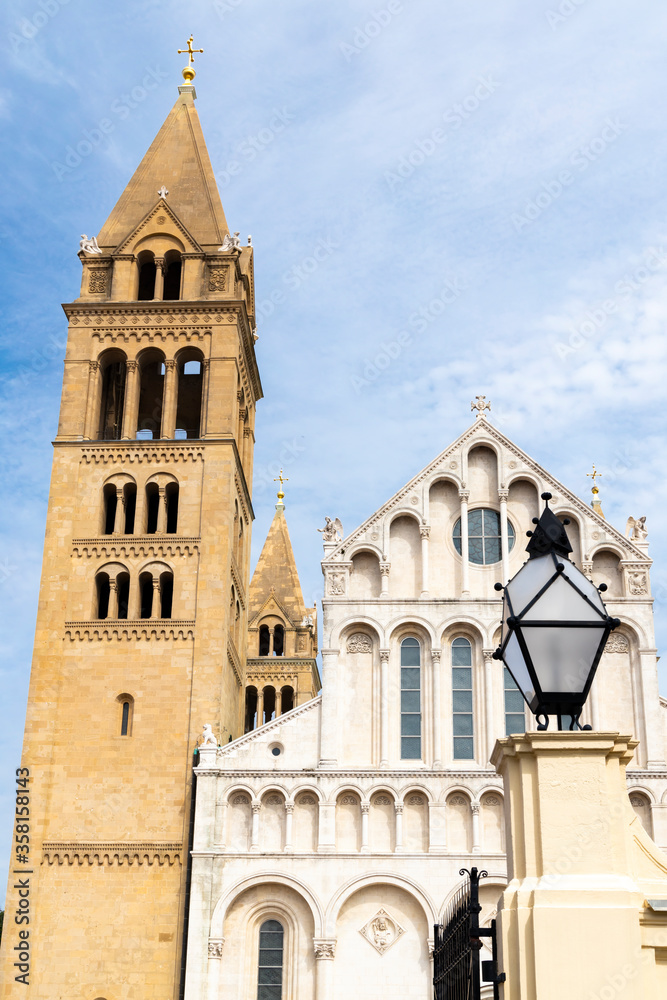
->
[319,649,339,767]
[214,799,227,849]
[380,649,390,768]
[84,360,101,439]
[256,688,264,729]
[380,562,390,597]
[268,627,275,656]
[275,688,282,717]
[161,359,177,439]
[205,940,224,1000]
[483,649,496,762]
[420,525,430,597]
[250,802,260,852]
[284,802,294,852]
[113,487,125,534]
[491,732,666,1000]
[360,803,370,853]
[153,257,165,300]
[432,650,442,768]
[121,360,140,440]
[459,489,470,596]
[156,486,167,534]
[150,577,161,619]
[314,941,336,1000]
[498,488,510,583]
[471,801,481,853]
[394,802,404,853]
[107,579,119,620]
[200,358,210,438]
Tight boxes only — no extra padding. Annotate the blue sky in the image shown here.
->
[1,0,666,898]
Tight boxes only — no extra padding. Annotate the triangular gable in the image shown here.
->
[327,418,648,563]
[248,590,299,629]
[113,199,203,256]
[216,695,322,757]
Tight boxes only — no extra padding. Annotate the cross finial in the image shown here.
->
[273,469,289,506]
[471,395,491,419]
[178,34,203,85]
[587,465,602,493]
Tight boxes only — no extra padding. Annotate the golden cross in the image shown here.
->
[273,469,289,492]
[178,35,204,67]
[587,465,602,489]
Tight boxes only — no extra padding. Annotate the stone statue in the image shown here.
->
[301,614,314,627]
[371,916,392,949]
[199,723,218,747]
[318,516,343,542]
[625,516,648,542]
[219,231,242,252]
[80,234,102,255]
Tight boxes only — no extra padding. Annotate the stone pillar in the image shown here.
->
[193,748,218,850]
[256,688,264,729]
[250,802,260,851]
[107,579,119,620]
[319,649,339,767]
[380,649,390,768]
[113,487,125,534]
[161,359,177,439]
[150,577,161,619]
[317,802,336,853]
[156,486,167,534]
[205,940,224,1000]
[153,257,165,300]
[459,490,470,596]
[121,360,140,440]
[420,525,430,597]
[380,561,390,597]
[284,802,294,853]
[498,488,510,583]
[214,799,227,848]
[275,688,282,717]
[360,803,370,853]
[432,650,442,768]
[84,360,101,439]
[491,732,665,1000]
[471,801,481,853]
[394,802,404,853]
[314,941,336,1000]
[483,649,496,763]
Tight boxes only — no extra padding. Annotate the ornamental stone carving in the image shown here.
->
[208,939,224,958]
[419,525,431,539]
[407,794,426,805]
[375,795,391,806]
[347,633,372,654]
[605,633,629,654]
[628,571,648,596]
[208,266,228,291]
[341,795,358,806]
[88,269,109,294]
[314,941,336,960]
[359,908,405,955]
[328,572,345,596]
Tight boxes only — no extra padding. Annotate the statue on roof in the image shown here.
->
[199,723,218,747]
[219,231,242,253]
[625,515,648,542]
[318,516,343,543]
[80,234,102,255]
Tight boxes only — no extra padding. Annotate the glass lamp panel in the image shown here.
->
[523,575,603,623]
[520,626,606,694]
[503,632,535,704]
[505,555,555,616]
[559,560,607,613]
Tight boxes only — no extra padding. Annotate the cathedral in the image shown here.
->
[1,60,666,1000]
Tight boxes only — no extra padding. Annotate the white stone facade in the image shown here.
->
[183,417,667,1000]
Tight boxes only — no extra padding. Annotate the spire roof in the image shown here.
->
[248,506,307,626]
[97,88,228,252]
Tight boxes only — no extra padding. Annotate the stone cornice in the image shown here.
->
[216,696,322,757]
[227,639,243,687]
[209,767,502,780]
[64,620,195,641]
[42,841,182,866]
[72,536,200,557]
[230,554,246,609]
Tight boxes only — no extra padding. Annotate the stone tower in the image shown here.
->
[0,78,260,999]
[244,487,320,733]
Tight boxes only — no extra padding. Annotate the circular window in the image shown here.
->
[269,743,283,757]
[453,509,515,564]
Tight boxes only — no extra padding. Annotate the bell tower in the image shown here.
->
[0,62,261,999]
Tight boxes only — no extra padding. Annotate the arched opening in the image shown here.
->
[139,572,154,619]
[162,250,182,300]
[259,624,270,656]
[452,637,474,760]
[159,572,173,619]
[117,694,134,736]
[244,686,258,733]
[103,483,117,535]
[117,572,130,620]
[98,354,126,441]
[400,637,421,760]
[281,685,294,714]
[273,624,285,657]
[630,793,653,838]
[175,353,203,439]
[136,352,165,439]
[96,573,110,619]
[137,251,156,300]
[257,919,284,999]
[349,550,382,599]
[263,686,276,724]
[123,483,136,534]
[145,483,160,534]
[335,792,361,852]
[165,482,179,533]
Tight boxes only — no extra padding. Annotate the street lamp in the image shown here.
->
[493,492,620,731]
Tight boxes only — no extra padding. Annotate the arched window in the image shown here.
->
[273,624,285,657]
[96,573,110,619]
[400,637,421,760]
[175,354,203,439]
[281,686,294,714]
[245,686,258,733]
[118,695,134,736]
[263,686,276,724]
[103,484,117,535]
[160,572,173,619]
[259,625,270,656]
[162,251,182,300]
[136,353,165,439]
[145,483,159,534]
[137,251,156,300]
[165,482,179,533]
[117,572,130,620]
[257,919,284,1000]
[123,483,136,534]
[98,355,126,441]
[452,637,474,759]
[139,572,154,619]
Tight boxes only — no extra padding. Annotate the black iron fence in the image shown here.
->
[433,867,505,1000]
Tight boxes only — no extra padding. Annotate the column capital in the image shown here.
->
[126,359,138,373]
[482,648,496,663]
[208,938,224,959]
[394,802,404,814]
[164,358,176,372]
[88,360,100,374]
[471,801,480,815]
[419,525,431,539]
[459,490,470,502]
[360,802,370,815]
[313,939,336,960]
[379,649,390,664]
[251,802,261,815]
[379,562,391,576]
[498,489,509,501]
[431,649,442,663]
[284,802,294,814]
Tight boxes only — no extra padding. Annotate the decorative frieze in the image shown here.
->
[80,445,204,465]
[41,842,182,866]
[71,537,200,558]
[64,620,195,641]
